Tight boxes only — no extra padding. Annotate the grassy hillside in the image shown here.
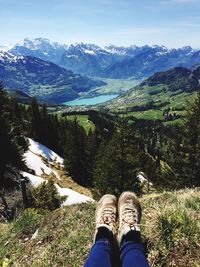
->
[105,66,200,123]
[55,111,95,134]
[107,84,197,123]
[65,115,95,134]
[0,188,199,266]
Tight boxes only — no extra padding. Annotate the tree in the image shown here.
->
[63,118,89,185]
[181,91,200,187]
[93,121,142,196]
[29,97,43,141]
[30,180,66,210]
[0,85,25,190]
[85,128,101,186]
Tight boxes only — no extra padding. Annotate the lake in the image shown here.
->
[63,94,119,106]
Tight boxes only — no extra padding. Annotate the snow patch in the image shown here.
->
[21,172,94,206]
[27,138,64,165]
[0,44,13,52]
[22,172,45,187]
[55,184,94,205]
[0,51,26,63]
[83,49,96,55]
[23,138,95,205]
[24,149,60,178]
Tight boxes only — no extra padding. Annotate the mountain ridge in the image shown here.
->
[141,66,200,91]
[0,51,105,103]
[5,38,200,79]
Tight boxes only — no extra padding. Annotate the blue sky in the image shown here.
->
[1,0,200,48]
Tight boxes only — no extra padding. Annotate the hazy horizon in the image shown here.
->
[0,37,199,50]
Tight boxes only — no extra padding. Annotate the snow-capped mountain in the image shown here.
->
[0,51,26,63]
[3,37,200,79]
[0,50,104,103]
[0,44,13,52]
[184,50,200,68]
[104,45,196,79]
[9,37,67,65]
[60,43,120,76]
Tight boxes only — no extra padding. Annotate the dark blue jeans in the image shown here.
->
[84,238,150,267]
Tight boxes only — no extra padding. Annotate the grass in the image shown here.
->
[141,188,200,266]
[82,78,139,97]
[0,204,95,267]
[124,109,164,120]
[0,188,199,266]
[108,83,197,123]
[65,115,95,134]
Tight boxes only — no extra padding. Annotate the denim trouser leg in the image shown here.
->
[120,242,150,267]
[84,238,112,267]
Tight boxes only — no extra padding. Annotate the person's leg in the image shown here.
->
[84,227,113,267]
[117,191,150,267]
[120,231,149,267]
[84,194,117,267]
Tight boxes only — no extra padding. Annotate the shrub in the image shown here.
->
[31,180,66,211]
[11,208,41,236]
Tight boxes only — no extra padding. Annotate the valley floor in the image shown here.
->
[0,188,199,267]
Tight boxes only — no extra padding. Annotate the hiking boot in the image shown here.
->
[94,194,117,241]
[118,191,141,244]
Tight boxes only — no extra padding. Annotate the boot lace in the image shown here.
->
[99,207,115,226]
[121,200,138,228]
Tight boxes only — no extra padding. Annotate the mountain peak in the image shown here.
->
[3,37,200,79]
[0,44,13,52]
[18,37,67,51]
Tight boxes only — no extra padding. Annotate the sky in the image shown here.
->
[1,0,200,48]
